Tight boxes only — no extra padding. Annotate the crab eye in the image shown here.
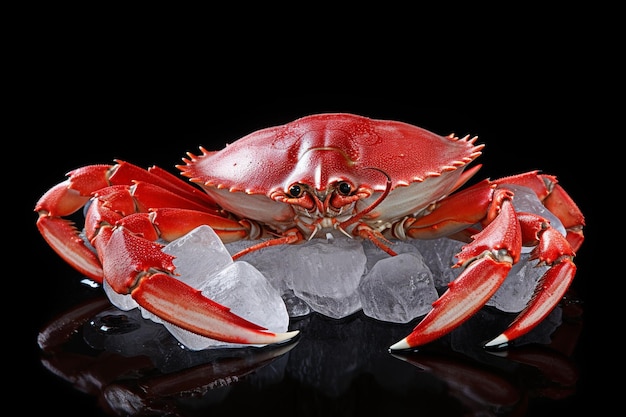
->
[337,181,352,196]
[288,184,303,198]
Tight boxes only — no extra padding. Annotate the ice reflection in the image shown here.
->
[38,293,582,417]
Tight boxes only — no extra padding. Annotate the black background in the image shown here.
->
[16,16,601,416]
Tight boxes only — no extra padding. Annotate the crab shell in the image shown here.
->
[180,113,483,234]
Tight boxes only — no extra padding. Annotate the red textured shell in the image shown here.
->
[180,113,483,230]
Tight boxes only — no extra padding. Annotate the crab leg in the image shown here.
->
[542,183,585,252]
[35,162,225,281]
[36,180,107,281]
[484,224,575,348]
[492,171,585,252]
[36,162,298,346]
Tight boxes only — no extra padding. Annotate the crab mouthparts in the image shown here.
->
[297,210,354,241]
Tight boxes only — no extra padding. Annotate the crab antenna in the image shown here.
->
[339,167,392,230]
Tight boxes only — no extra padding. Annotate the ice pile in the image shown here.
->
[230,233,550,323]
[225,237,367,319]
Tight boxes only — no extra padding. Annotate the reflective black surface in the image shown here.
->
[26,98,593,417]
[36,279,584,417]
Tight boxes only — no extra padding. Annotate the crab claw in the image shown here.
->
[484,228,576,349]
[390,188,578,351]
[390,190,521,351]
[132,273,299,345]
[389,256,512,350]
[95,226,298,347]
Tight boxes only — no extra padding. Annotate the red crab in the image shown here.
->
[34,113,585,350]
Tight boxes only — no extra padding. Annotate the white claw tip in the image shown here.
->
[273,330,300,344]
[484,334,509,349]
[389,337,411,351]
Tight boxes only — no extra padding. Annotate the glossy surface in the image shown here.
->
[182,113,481,193]
[37,279,584,417]
[181,113,482,231]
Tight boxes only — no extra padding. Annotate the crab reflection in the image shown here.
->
[38,290,583,417]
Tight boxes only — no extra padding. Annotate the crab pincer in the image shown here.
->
[390,187,578,351]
